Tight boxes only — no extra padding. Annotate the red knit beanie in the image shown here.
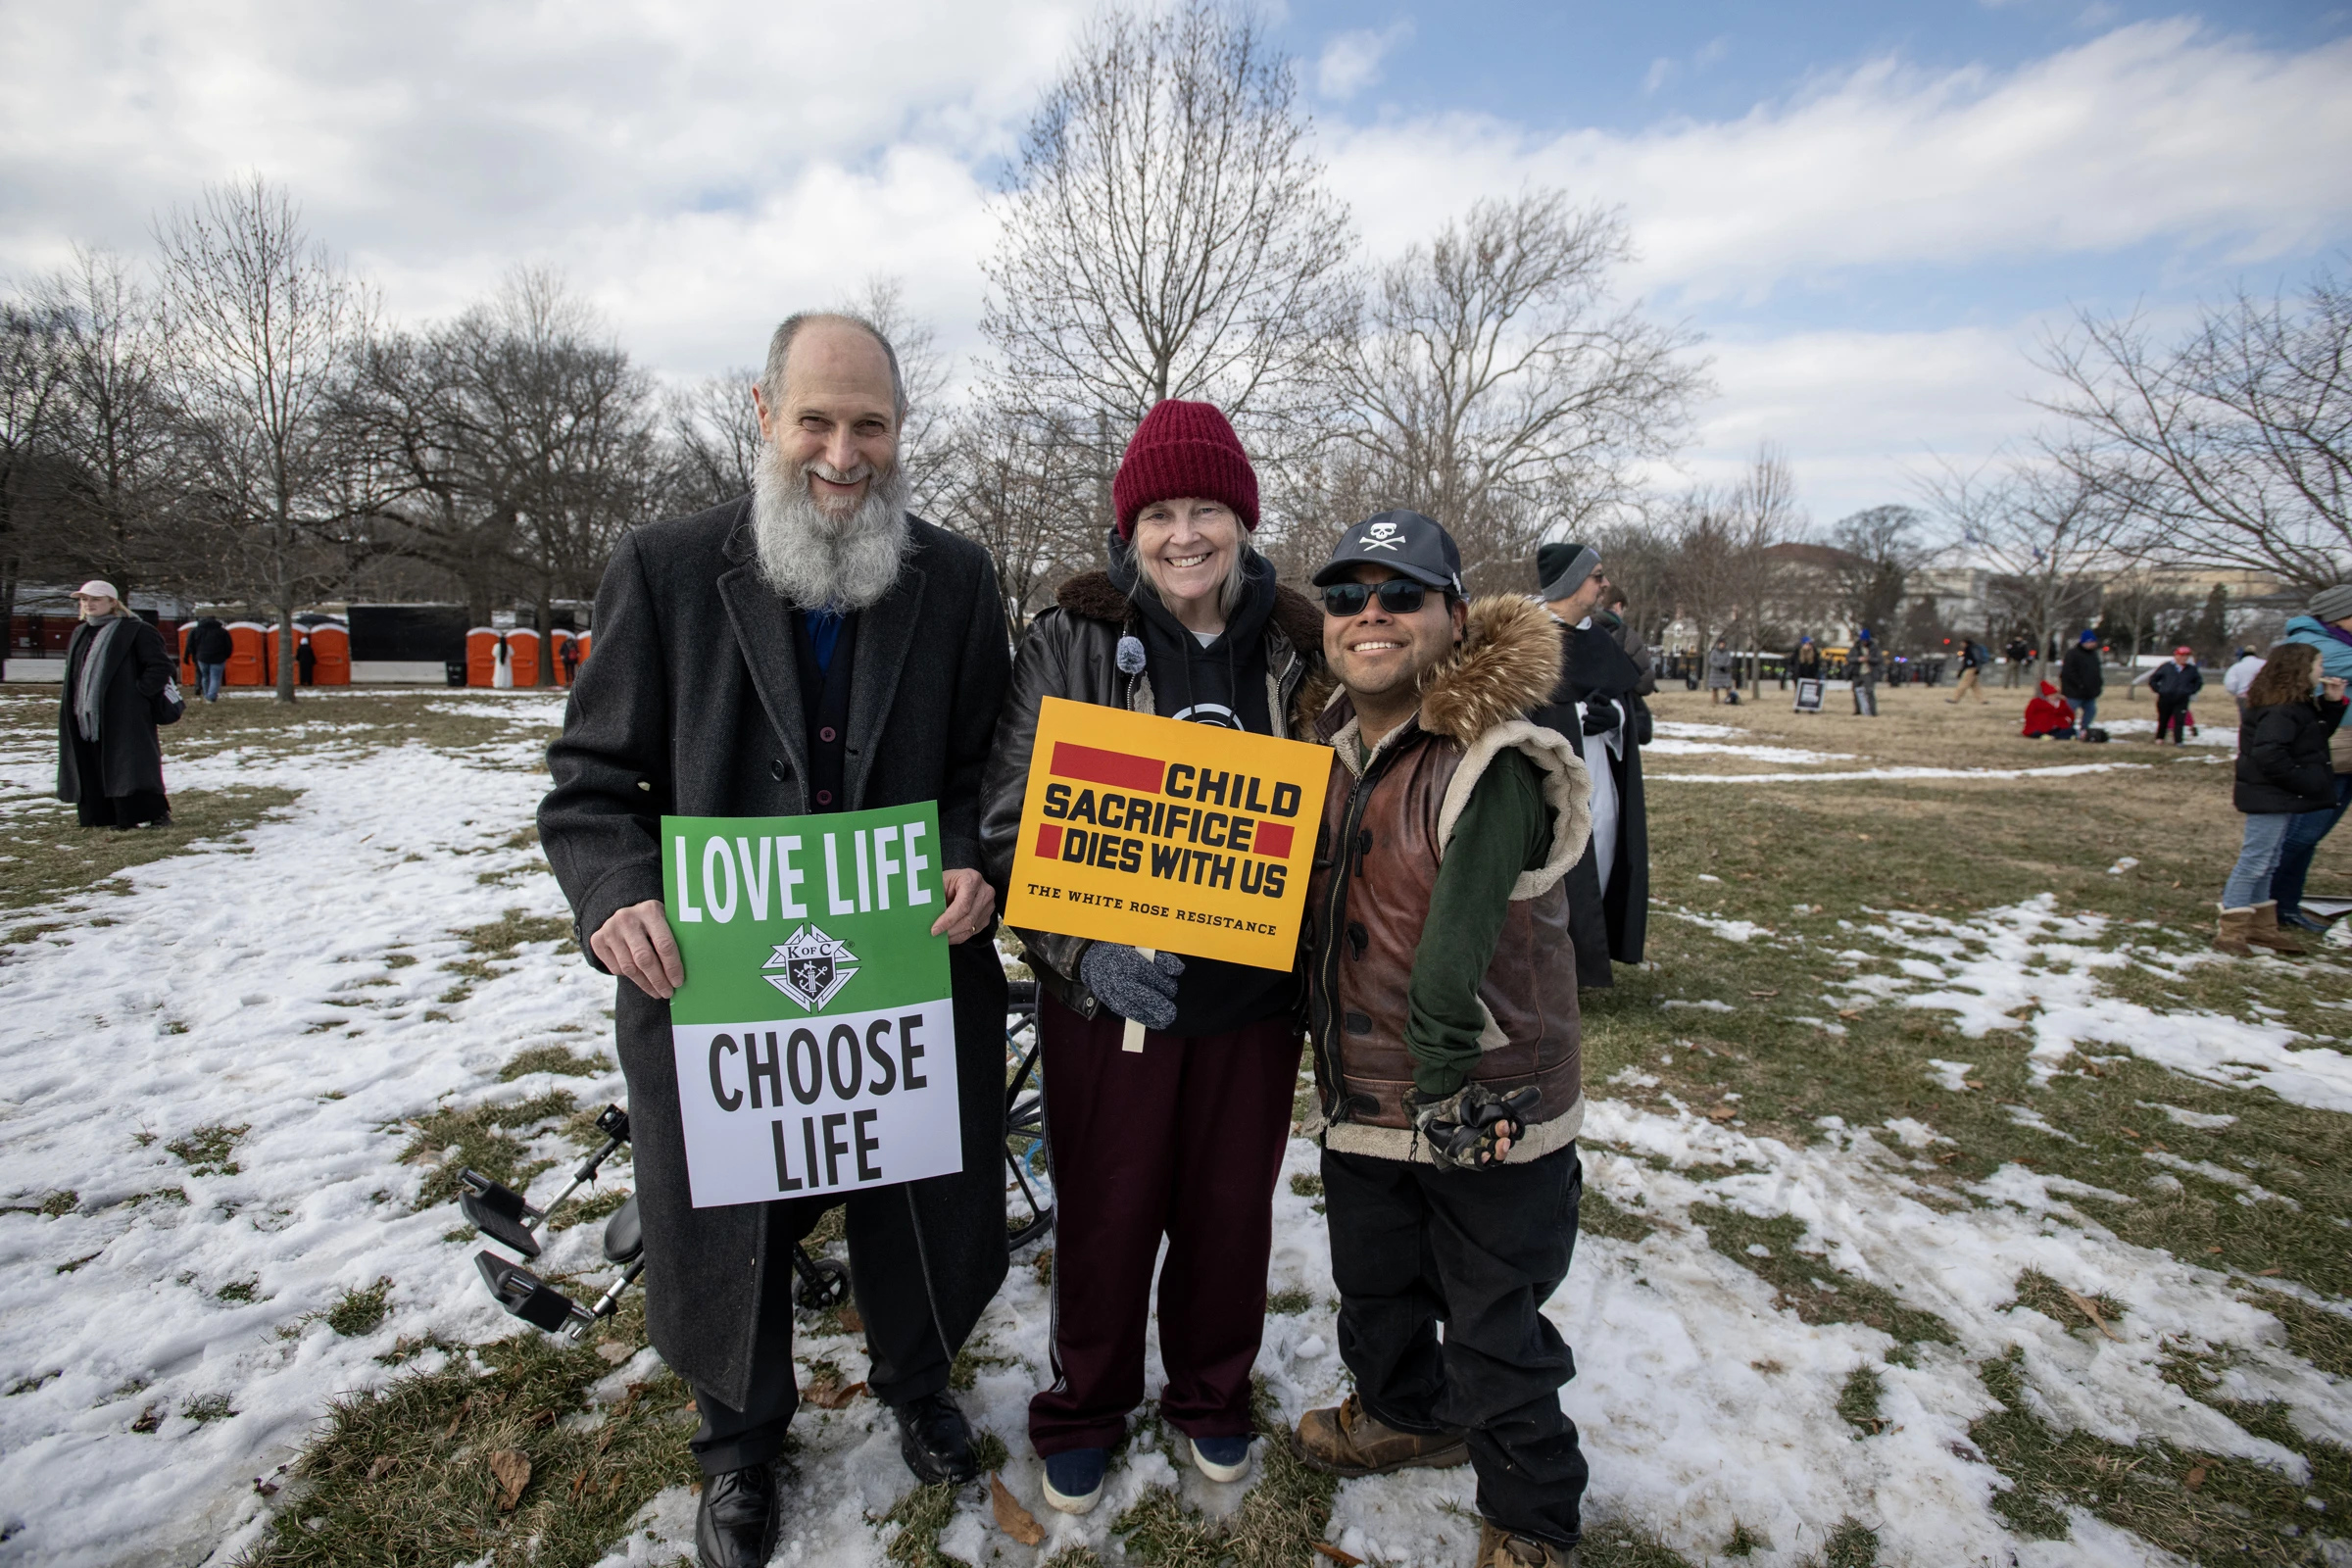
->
[1111,399,1259,537]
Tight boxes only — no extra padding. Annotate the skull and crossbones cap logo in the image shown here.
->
[1310,509,1463,595]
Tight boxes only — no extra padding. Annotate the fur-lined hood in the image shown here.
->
[1054,567,1324,657]
[1317,594,1589,902]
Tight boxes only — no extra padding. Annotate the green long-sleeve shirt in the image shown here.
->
[1402,747,1554,1098]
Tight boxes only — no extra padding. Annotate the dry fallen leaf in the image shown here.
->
[1705,1103,1738,1123]
[2207,1246,2225,1255]
[1836,1007,1864,1020]
[366,1454,398,1483]
[991,1474,1046,1545]
[802,1377,867,1410]
[1312,1544,1366,1567]
[2258,1267,2283,1277]
[1963,1079,1984,1091]
[2184,1464,2208,1491]
[487,1448,531,1511]
[2060,1286,2121,1343]
[2119,1128,2141,1139]
[838,1305,865,1334]
[1748,989,1780,999]
[595,1341,634,1364]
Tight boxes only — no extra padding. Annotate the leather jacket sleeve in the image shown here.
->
[979,609,1103,1003]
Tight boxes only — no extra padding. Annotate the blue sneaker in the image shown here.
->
[1191,1434,1252,1483]
[1042,1447,1107,1515]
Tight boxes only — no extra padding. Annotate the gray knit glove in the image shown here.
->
[1078,944,1185,1032]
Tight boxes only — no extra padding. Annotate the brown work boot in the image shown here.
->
[1476,1521,1578,1566]
[1292,1394,1468,1476]
[2247,901,2306,956]
[2214,906,2257,956]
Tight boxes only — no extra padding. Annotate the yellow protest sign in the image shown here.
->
[1003,697,1333,970]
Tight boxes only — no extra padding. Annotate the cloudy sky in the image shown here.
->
[4,0,2346,527]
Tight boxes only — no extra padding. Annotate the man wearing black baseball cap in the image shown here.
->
[1295,510,1594,1567]
[1530,540,1649,990]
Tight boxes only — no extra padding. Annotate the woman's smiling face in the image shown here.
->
[1132,498,1239,612]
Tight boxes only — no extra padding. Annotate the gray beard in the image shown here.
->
[749,445,913,612]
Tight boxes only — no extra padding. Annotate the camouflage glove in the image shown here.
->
[1408,1084,1542,1172]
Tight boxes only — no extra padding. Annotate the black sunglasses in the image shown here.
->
[1321,580,1431,617]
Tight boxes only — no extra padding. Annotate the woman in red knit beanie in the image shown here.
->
[980,398,1327,1513]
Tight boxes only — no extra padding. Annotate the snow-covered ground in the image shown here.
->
[0,696,2343,1567]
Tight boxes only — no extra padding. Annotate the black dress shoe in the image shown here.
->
[696,1459,781,1568]
[895,1390,978,1485]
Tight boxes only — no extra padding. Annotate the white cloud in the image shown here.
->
[0,0,1088,371]
[1315,22,1413,101]
[1323,20,2352,293]
[1643,57,1676,95]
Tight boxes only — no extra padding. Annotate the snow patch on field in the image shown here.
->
[1655,762,2155,783]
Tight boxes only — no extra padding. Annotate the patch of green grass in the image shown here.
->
[1288,1172,1324,1198]
[2247,1290,2352,1380]
[326,1278,395,1337]
[949,1340,1015,1392]
[1098,1379,1337,1568]
[877,1479,963,1568]
[1808,1518,1880,1568]
[237,1296,696,1568]
[216,1277,261,1304]
[0,785,300,914]
[1579,1523,1698,1566]
[39,1190,75,1217]
[182,1394,238,1424]
[1690,1204,1954,1345]
[1724,1521,1769,1557]
[1836,1367,1886,1438]
[400,1091,577,1208]
[1970,1345,2349,1564]
[1265,1289,1314,1315]
[167,1123,249,1176]
[1579,1189,1657,1243]
[546,1188,630,1233]
[498,1046,607,1081]
[2006,1269,2126,1337]
[456,909,575,959]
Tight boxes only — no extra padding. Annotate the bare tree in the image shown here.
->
[980,0,1356,479]
[664,370,761,514]
[933,398,1102,636]
[350,269,658,629]
[1730,443,1801,691]
[1919,448,2129,685]
[0,292,70,637]
[155,175,372,701]
[32,247,181,599]
[839,274,952,498]
[1661,486,1742,657]
[2039,268,2351,591]
[1826,505,1928,641]
[1333,192,1705,594]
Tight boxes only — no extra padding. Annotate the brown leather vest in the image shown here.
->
[1304,720,1582,1135]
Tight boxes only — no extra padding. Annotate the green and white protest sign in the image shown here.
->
[662,802,959,1209]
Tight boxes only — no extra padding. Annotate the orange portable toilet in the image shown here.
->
[549,629,572,686]
[178,624,196,684]
[507,627,541,687]
[466,628,500,687]
[573,629,591,666]
[308,621,350,685]
[226,622,268,686]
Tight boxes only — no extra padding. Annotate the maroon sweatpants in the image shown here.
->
[1028,992,1303,1455]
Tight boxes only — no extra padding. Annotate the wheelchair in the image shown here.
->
[463,981,1053,1339]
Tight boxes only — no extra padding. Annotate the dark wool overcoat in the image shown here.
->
[539,497,1012,1407]
[57,615,172,804]
[1532,620,1649,987]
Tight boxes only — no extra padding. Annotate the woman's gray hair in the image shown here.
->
[1131,536,1253,620]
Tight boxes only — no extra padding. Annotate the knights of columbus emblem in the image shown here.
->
[763,925,858,1011]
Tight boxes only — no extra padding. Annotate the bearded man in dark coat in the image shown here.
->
[539,314,1011,1568]
[57,580,175,828]
[1530,542,1649,989]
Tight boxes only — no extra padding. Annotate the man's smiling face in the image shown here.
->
[1323,564,1464,705]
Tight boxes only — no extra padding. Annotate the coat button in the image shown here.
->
[816,790,833,806]
[819,726,837,743]
[770,760,785,781]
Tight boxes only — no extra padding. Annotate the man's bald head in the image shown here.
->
[759,313,906,423]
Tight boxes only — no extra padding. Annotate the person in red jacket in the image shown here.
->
[2021,679,2075,739]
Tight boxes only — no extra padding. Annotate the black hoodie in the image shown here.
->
[1104,533,1293,1035]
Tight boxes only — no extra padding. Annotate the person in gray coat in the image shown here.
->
[57,580,175,828]
[539,314,1010,1568]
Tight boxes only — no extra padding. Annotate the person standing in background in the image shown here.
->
[188,614,231,703]
[1704,636,1736,704]
[1792,636,1822,684]
[1946,639,1986,704]
[295,631,317,687]
[2223,646,2264,722]
[2004,636,2030,687]
[2060,631,2104,739]
[1851,632,1881,716]
[561,632,582,686]
[1533,541,1649,991]
[2148,646,2202,744]
[57,581,174,829]
[2217,643,2344,956]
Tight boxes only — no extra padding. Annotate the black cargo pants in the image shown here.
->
[1322,1141,1588,1549]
